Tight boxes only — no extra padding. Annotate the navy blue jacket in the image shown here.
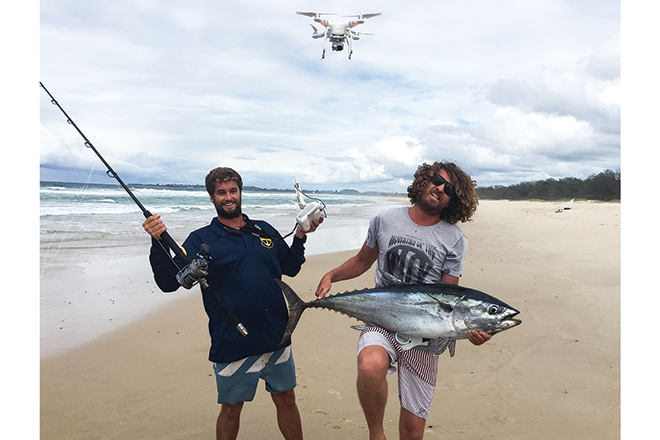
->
[149,216,306,363]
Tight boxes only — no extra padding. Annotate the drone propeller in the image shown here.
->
[296,11,338,18]
[342,12,382,20]
[348,30,375,40]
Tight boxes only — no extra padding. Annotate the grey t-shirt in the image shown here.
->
[366,207,467,287]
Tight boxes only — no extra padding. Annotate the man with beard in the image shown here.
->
[142,167,322,440]
[315,161,489,440]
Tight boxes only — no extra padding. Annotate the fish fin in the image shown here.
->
[448,339,456,357]
[427,295,454,313]
[275,279,307,345]
[428,338,457,356]
[377,269,404,285]
[351,324,367,332]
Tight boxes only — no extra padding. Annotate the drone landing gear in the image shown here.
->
[322,48,325,59]
[349,50,353,60]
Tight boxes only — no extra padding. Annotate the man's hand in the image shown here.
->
[314,243,379,299]
[467,330,492,346]
[315,272,333,299]
[142,214,167,240]
[295,216,324,238]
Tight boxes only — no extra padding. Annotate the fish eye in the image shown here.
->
[488,306,499,315]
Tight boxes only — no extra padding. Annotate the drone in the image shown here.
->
[296,12,381,60]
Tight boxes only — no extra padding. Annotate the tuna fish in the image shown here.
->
[277,278,521,356]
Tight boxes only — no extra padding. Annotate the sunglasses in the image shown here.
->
[429,173,456,197]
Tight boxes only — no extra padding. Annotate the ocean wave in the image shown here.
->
[132,187,210,198]
[40,182,395,222]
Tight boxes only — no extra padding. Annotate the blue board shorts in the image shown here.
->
[212,346,296,405]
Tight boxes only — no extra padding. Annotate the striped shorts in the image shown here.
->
[357,326,439,419]
[212,346,296,405]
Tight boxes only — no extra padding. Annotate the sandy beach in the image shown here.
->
[40,200,620,439]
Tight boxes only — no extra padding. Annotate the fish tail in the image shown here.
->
[276,279,306,345]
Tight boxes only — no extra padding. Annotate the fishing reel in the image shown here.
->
[176,243,212,289]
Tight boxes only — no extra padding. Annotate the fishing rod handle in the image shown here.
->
[160,232,190,264]
[199,278,249,336]
[143,209,191,264]
[236,323,249,336]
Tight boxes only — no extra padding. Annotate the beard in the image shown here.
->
[214,199,242,219]
[417,191,445,217]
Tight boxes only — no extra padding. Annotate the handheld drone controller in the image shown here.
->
[296,201,325,232]
[294,178,327,232]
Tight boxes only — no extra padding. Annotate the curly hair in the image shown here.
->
[205,167,243,195]
[406,161,479,224]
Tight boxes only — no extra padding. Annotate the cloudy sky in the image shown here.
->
[37,0,621,192]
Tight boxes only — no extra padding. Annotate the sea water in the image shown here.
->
[40,181,407,357]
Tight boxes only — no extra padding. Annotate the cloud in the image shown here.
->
[481,66,619,135]
[39,1,620,190]
[583,32,621,81]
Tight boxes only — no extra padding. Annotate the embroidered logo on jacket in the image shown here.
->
[260,237,274,249]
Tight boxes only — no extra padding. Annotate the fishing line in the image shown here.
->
[40,165,97,276]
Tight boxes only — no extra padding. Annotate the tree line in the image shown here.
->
[476,169,620,201]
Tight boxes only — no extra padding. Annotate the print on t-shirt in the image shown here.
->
[384,235,439,284]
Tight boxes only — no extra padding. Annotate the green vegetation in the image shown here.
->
[477,169,620,202]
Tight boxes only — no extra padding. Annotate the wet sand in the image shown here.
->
[40,200,620,439]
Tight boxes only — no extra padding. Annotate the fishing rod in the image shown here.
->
[40,81,248,336]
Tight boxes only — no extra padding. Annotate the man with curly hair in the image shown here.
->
[315,161,490,440]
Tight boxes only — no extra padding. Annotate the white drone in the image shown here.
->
[296,11,381,60]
